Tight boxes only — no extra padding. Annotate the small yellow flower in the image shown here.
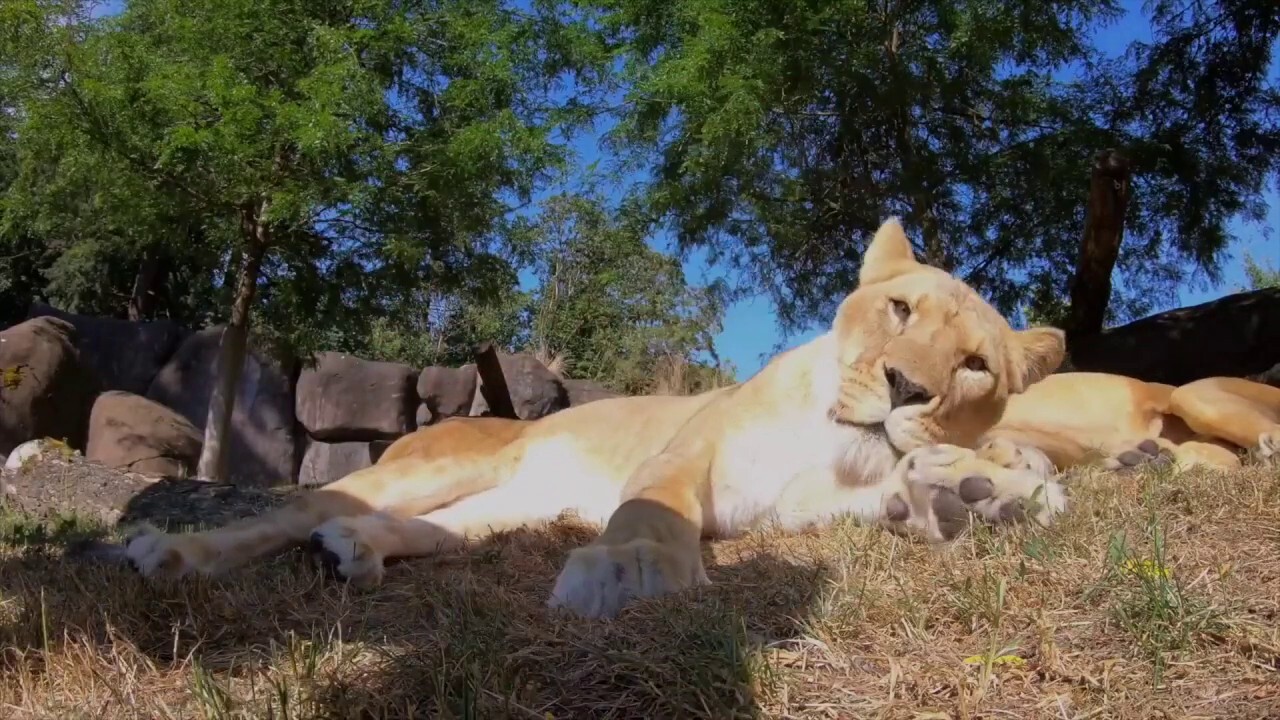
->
[1121,558,1171,580]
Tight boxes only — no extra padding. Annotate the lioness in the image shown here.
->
[121,217,1071,619]
[982,372,1280,472]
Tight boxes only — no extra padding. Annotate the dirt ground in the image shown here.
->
[1,453,1278,719]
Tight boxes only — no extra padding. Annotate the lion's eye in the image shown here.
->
[890,299,911,323]
[963,355,988,372]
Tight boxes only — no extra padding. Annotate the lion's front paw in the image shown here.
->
[123,524,208,578]
[308,517,385,588]
[1103,439,1174,471]
[887,444,1068,541]
[546,538,709,619]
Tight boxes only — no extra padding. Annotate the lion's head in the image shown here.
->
[829,218,1065,453]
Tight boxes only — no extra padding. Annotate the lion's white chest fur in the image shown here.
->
[706,333,901,536]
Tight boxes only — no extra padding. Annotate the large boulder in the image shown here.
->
[470,352,568,420]
[147,326,299,485]
[86,391,202,477]
[0,317,100,455]
[26,301,185,395]
[296,352,418,442]
[297,438,392,487]
[1066,288,1280,386]
[417,364,476,421]
[563,378,622,407]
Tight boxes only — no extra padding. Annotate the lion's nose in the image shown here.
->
[884,366,933,409]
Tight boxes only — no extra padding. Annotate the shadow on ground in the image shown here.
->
[1,473,832,718]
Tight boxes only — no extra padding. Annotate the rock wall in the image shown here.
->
[0,303,613,487]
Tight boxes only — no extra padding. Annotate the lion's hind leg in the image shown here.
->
[122,486,376,579]
[307,476,596,587]
[1169,378,1280,464]
[122,453,498,580]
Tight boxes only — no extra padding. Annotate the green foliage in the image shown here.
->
[588,0,1280,335]
[1242,252,1280,290]
[2,0,611,361]
[514,192,730,392]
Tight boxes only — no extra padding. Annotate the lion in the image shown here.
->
[118,217,1072,619]
[979,372,1280,473]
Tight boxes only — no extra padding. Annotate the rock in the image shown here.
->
[26,301,186,395]
[417,364,476,418]
[470,352,568,420]
[415,403,432,428]
[86,391,202,477]
[296,352,418,442]
[0,317,100,455]
[4,437,79,471]
[563,378,622,406]
[297,438,392,487]
[146,326,299,485]
[1066,288,1280,386]
[1248,362,1280,388]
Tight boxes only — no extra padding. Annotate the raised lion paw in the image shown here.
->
[884,444,1068,542]
[546,538,710,619]
[307,517,385,588]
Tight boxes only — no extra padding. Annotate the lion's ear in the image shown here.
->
[858,217,920,286]
[1008,326,1066,393]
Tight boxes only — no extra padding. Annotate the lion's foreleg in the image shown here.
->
[548,451,711,619]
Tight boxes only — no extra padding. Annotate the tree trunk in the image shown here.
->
[196,203,269,481]
[128,250,166,321]
[1066,148,1132,344]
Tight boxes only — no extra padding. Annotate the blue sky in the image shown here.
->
[89,0,1278,379]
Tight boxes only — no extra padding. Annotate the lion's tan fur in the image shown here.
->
[984,372,1280,471]
[131,217,1237,619]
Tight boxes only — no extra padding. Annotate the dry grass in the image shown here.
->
[2,461,1279,719]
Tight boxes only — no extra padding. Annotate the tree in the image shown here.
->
[586,0,1279,338]
[1243,252,1280,290]
[515,192,729,393]
[5,0,606,479]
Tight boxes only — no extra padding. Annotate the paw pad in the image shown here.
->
[998,498,1028,523]
[886,494,910,522]
[1110,439,1173,470]
[931,487,970,540]
[958,475,993,503]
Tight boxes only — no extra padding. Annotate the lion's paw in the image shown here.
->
[546,538,709,619]
[1102,438,1175,471]
[888,444,1068,541]
[1256,428,1280,463]
[978,437,1056,477]
[307,517,385,588]
[123,524,207,578]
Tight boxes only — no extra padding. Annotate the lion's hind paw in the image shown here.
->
[1256,428,1280,464]
[1103,439,1175,471]
[122,524,204,579]
[306,517,385,588]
